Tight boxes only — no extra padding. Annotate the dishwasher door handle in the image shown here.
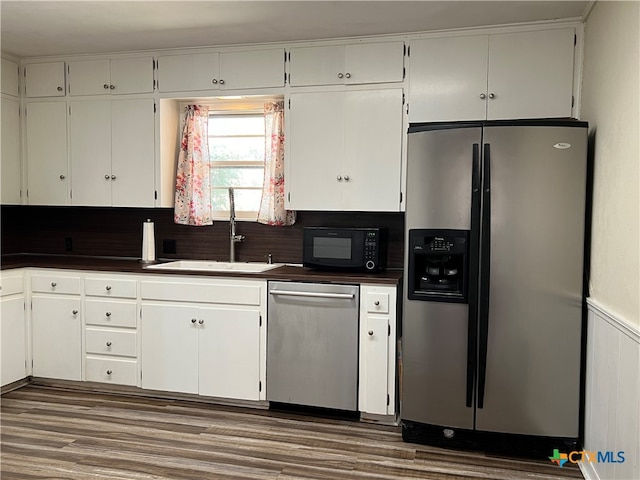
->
[269,290,355,300]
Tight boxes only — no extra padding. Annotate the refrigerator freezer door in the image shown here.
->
[475,125,587,437]
[405,126,482,230]
[402,301,474,429]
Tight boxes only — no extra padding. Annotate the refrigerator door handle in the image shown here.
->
[466,143,482,408]
[477,143,492,409]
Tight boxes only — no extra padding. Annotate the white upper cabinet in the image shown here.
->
[68,57,154,96]
[1,58,20,97]
[408,28,576,122]
[289,41,405,87]
[219,49,285,90]
[1,98,21,204]
[70,98,155,207]
[26,101,69,205]
[24,62,66,97]
[157,48,284,93]
[408,35,489,122]
[486,28,575,120]
[287,88,403,211]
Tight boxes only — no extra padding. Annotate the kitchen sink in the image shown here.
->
[144,260,283,273]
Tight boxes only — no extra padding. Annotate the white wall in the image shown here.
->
[580,3,640,479]
[580,0,640,327]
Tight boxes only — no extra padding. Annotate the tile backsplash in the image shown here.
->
[1,206,405,269]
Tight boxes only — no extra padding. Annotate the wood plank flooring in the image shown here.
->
[1,385,583,480]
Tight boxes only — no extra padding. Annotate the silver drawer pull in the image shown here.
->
[106,341,112,347]
[191,318,197,323]
[198,319,204,325]
[72,309,78,315]
[51,282,57,288]
[105,285,112,291]
[374,300,380,306]
[106,370,113,375]
[269,290,354,300]
[368,330,374,336]
[105,312,112,317]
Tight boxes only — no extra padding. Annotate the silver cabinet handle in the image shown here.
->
[368,330,374,336]
[480,93,486,99]
[109,85,115,90]
[344,175,350,181]
[59,174,65,180]
[219,79,225,85]
[270,290,355,300]
[212,79,218,84]
[57,86,63,92]
[103,84,110,89]
[72,309,78,315]
[198,319,204,325]
[374,300,380,306]
[106,341,112,347]
[106,370,112,375]
[51,282,57,288]
[345,73,351,79]
[105,312,112,317]
[105,174,110,180]
[337,175,342,181]
[191,318,197,323]
[337,73,344,79]
[489,93,495,99]
[110,175,116,180]
[105,285,112,291]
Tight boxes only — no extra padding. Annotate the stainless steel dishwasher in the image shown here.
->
[267,281,359,411]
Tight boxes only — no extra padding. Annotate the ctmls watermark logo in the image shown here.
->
[549,449,625,467]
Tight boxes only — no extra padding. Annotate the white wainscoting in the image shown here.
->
[581,300,640,480]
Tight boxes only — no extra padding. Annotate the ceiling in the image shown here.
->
[0,1,589,58]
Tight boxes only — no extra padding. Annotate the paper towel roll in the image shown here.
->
[141,219,156,263]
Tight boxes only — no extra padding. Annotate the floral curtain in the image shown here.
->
[258,101,296,226]
[174,105,213,226]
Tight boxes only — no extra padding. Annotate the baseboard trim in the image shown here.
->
[579,456,601,480]
[587,298,640,344]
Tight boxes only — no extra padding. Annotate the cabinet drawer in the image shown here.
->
[85,357,137,386]
[141,280,263,306]
[85,277,137,298]
[365,292,389,314]
[85,328,137,357]
[31,274,81,294]
[85,299,137,328]
[0,275,24,296]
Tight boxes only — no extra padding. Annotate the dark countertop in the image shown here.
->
[1,254,403,286]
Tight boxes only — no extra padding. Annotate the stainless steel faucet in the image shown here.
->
[228,187,245,262]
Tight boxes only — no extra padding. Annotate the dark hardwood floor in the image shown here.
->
[1,385,583,479]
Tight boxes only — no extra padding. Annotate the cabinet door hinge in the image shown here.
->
[574,34,577,46]
[152,58,156,69]
[153,102,157,113]
[571,96,575,108]
[284,72,287,84]
[154,190,158,200]
[287,192,290,202]
[288,98,291,109]
[403,67,406,81]
[284,50,287,62]
[402,93,405,105]
[259,314,262,327]
[400,192,403,203]
[403,44,407,56]
[387,394,390,406]
[23,301,26,310]
[407,45,410,57]
[153,79,157,90]
[406,103,409,115]
[388,324,391,336]
[69,105,71,115]
[288,51,291,62]
[259,381,262,392]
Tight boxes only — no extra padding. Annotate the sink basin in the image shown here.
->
[144,260,283,274]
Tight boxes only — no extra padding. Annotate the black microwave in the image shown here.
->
[303,227,387,272]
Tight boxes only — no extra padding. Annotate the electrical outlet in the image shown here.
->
[163,239,177,254]
[65,237,73,252]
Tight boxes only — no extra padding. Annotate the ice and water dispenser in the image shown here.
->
[408,229,469,303]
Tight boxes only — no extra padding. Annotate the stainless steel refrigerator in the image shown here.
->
[401,120,589,454]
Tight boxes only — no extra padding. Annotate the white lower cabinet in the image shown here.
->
[83,274,139,386]
[31,295,82,381]
[140,278,266,401]
[359,285,397,416]
[1,271,27,386]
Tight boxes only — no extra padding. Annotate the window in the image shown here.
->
[209,113,265,219]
